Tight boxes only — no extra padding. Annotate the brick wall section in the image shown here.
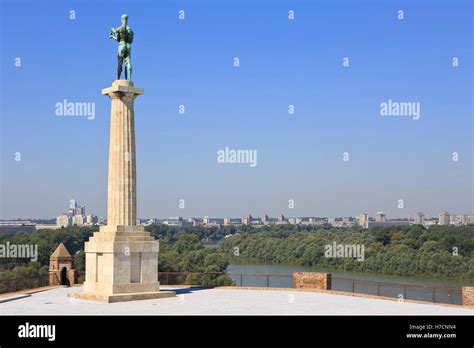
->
[462,287,474,307]
[49,270,77,286]
[293,272,331,290]
[49,272,60,286]
[68,269,77,286]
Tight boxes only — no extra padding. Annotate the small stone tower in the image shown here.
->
[49,243,77,286]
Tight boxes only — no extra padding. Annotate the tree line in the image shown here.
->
[0,225,232,287]
[218,224,474,281]
[2,223,472,283]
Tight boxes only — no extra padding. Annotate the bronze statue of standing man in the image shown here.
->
[109,14,134,80]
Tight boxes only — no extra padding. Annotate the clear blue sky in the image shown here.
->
[1,0,472,219]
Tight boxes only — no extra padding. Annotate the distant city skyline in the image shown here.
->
[1,1,472,219]
[1,196,472,233]
[3,207,473,222]
[2,209,473,235]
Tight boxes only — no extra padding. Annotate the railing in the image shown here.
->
[0,274,50,294]
[0,272,464,305]
[331,276,462,305]
[159,272,463,305]
[157,272,232,287]
[226,272,293,288]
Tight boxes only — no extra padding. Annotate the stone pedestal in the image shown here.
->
[69,80,175,303]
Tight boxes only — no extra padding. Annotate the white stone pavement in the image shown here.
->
[0,286,472,315]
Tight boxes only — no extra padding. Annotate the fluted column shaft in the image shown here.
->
[102,80,143,226]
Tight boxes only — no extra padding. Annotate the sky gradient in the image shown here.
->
[1,0,473,219]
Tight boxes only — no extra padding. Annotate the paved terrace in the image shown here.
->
[0,286,472,315]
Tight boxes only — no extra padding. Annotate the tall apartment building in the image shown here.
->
[375,212,387,222]
[414,212,424,225]
[72,214,85,226]
[439,211,450,225]
[357,213,369,229]
[242,214,252,225]
[56,214,71,227]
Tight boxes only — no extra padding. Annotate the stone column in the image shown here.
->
[69,80,176,303]
[102,80,143,226]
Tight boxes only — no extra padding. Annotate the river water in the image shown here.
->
[226,260,471,305]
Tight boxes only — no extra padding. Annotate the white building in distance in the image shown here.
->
[56,214,71,227]
[439,211,450,226]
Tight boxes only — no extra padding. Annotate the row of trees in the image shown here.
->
[146,223,238,244]
[3,223,471,283]
[157,234,232,286]
[145,222,340,244]
[0,225,232,286]
[218,224,474,280]
[0,226,96,276]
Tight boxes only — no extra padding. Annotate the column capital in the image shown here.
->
[102,80,144,99]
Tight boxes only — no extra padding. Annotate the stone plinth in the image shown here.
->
[293,272,331,290]
[69,80,175,303]
[68,289,176,303]
[69,225,175,302]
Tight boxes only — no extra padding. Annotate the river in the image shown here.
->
[226,260,471,305]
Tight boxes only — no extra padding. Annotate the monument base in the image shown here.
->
[71,224,174,303]
[68,290,176,303]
